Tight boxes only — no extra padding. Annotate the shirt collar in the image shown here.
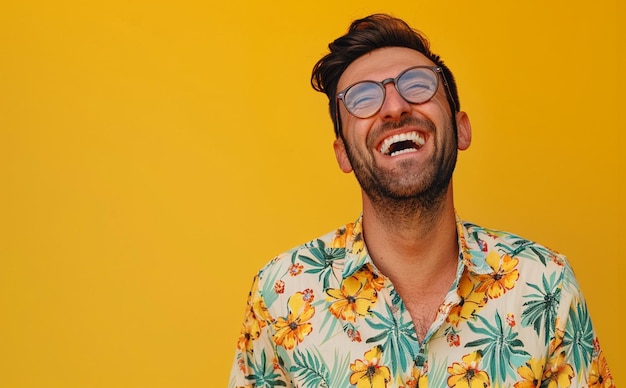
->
[340,213,472,279]
[341,214,370,279]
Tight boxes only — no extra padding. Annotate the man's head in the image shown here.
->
[310,14,471,216]
[311,13,460,138]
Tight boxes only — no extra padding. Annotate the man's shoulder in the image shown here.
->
[460,219,586,303]
[256,223,352,279]
[460,220,568,269]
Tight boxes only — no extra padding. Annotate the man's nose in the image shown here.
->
[378,82,412,121]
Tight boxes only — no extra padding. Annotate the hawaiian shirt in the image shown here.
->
[228,215,613,387]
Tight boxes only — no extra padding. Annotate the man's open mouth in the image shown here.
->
[379,131,426,157]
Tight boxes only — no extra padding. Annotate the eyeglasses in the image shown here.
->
[336,66,442,119]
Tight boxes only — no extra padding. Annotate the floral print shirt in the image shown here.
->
[228,215,613,387]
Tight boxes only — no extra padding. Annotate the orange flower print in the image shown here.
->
[514,357,545,388]
[272,291,315,350]
[447,271,487,327]
[405,365,428,388]
[543,351,574,388]
[274,280,285,294]
[237,356,246,373]
[349,346,391,388]
[447,332,460,347]
[506,313,516,327]
[347,328,362,342]
[302,288,315,303]
[272,356,281,371]
[588,351,615,388]
[446,351,491,388]
[288,263,304,276]
[551,253,565,266]
[326,273,377,322]
[475,251,519,299]
[344,323,362,342]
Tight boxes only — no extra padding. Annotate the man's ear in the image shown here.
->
[455,111,472,150]
[333,137,353,173]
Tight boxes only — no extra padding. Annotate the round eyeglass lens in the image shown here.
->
[343,81,385,118]
[396,68,438,103]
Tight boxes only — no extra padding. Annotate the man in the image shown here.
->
[228,14,613,387]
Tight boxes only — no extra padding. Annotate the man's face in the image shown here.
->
[333,46,471,205]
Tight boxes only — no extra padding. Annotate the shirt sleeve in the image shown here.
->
[542,261,614,387]
[228,274,289,388]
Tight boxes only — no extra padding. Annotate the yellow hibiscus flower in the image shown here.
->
[251,292,272,322]
[446,351,491,388]
[447,271,487,327]
[355,265,386,292]
[351,219,366,256]
[588,351,615,388]
[332,223,354,248]
[543,351,574,388]
[326,273,377,322]
[236,277,272,352]
[475,251,519,299]
[548,320,565,355]
[237,305,262,352]
[272,291,315,350]
[457,223,473,266]
[514,357,545,388]
[349,346,391,388]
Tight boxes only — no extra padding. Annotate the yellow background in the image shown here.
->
[1,0,623,386]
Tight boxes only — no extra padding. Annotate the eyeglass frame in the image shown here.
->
[333,65,458,135]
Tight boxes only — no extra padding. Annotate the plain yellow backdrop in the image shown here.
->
[1,0,623,386]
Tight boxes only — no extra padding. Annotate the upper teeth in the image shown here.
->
[380,132,425,156]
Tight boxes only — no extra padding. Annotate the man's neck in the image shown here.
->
[360,189,459,285]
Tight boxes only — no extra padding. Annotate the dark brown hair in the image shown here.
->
[311,14,460,137]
